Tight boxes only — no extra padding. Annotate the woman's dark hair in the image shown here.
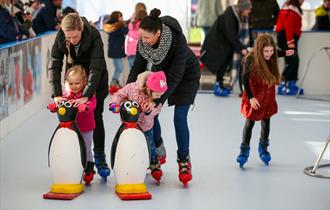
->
[140,8,162,33]
[285,0,303,14]
[108,11,123,24]
[62,6,77,17]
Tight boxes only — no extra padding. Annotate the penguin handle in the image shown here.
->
[109,103,120,113]
[47,102,57,113]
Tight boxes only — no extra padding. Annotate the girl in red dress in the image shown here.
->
[237,34,281,168]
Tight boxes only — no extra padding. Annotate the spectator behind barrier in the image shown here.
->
[312,0,330,30]
[32,0,62,35]
[0,0,20,44]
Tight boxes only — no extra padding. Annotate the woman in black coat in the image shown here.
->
[48,13,110,180]
[201,0,253,96]
[126,8,200,185]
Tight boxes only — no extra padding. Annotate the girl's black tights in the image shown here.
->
[242,118,270,146]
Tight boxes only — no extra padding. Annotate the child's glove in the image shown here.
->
[77,104,89,113]
[109,103,120,113]
[47,102,57,113]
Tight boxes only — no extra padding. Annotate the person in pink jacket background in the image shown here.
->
[110,71,168,182]
[125,7,147,68]
[48,65,97,185]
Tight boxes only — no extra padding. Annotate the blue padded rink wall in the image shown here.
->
[0,93,329,210]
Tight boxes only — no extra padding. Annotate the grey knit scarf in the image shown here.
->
[138,24,172,65]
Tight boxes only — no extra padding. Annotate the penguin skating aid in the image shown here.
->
[43,101,87,200]
[110,100,152,200]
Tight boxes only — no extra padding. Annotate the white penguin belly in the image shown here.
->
[49,128,84,184]
[114,129,149,185]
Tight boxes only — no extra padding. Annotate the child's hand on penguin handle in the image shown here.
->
[54,96,66,105]
[77,104,89,113]
[110,103,120,113]
[249,97,260,110]
[47,102,57,113]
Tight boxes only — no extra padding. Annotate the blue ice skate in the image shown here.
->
[236,144,250,168]
[94,153,110,181]
[258,139,271,166]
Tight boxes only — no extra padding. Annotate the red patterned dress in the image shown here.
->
[241,69,278,121]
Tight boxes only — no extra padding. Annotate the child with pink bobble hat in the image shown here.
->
[109,71,168,182]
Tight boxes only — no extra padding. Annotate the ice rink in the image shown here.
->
[1,93,329,210]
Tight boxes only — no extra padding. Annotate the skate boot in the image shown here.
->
[236,144,250,168]
[177,154,192,186]
[277,81,286,95]
[286,80,304,95]
[94,152,110,181]
[156,140,166,164]
[214,82,230,97]
[109,79,121,95]
[83,161,95,185]
[258,139,271,166]
[150,159,163,183]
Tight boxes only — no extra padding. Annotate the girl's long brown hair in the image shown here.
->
[245,34,281,86]
[285,0,303,14]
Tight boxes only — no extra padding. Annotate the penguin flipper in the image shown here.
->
[111,124,125,169]
[48,125,60,167]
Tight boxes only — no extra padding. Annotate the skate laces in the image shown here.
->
[177,157,191,174]
[150,160,161,172]
[240,145,250,155]
[259,141,270,153]
[95,156,108,169]
[84,162,95,174]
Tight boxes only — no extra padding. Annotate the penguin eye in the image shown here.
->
[59,101,65,107]
[124,101,131,109]
[64,101,72,108]
[132,101,139,108]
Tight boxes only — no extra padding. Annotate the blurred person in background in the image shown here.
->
[312,0,330,30]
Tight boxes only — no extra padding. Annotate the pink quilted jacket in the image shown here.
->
[110,82,163,132]
[125,21,141,56]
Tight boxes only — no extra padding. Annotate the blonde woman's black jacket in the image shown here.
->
[126,16,201,106]
[48,17,108,98]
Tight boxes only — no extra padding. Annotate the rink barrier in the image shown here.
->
[0,31,329,139]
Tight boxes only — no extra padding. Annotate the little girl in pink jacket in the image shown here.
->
[110,71,168,182]
[48,65,97,185]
